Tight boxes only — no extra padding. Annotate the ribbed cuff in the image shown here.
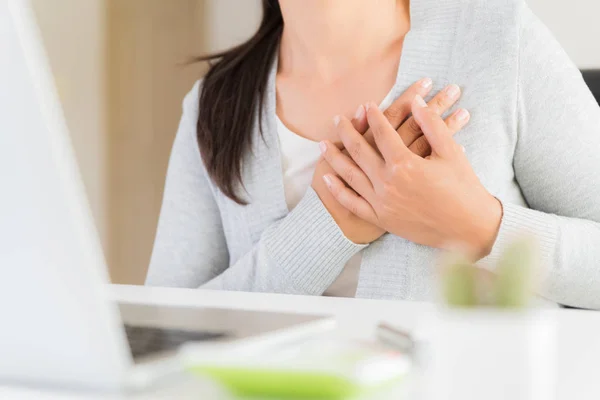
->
[479,201,558,270]
[263,187,367,295]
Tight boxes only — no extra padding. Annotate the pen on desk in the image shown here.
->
[376,322,415,354]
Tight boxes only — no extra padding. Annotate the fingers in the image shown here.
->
[319,140,375,201]
[362,77,434,147]
[322,174,378,224]
[365,102,412,163]
[381,77,434,129]
[334,116,384,180]
[445,108,471,135]
[428,84,461,115]
[350,104,369,134]
[408,108,470,157]
[398,84,462,148]
[411,95,462,159]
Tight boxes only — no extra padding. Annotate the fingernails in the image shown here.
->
[365,101,377,112]
[333,115,341,127]
[445,84,461,100]
[322,175,332,188]
[419,77,433,89]
[319,141,327,154]
[414,95,427,108]
[461,145,466,153]
[354,104,365,120]
[455,108,470,122]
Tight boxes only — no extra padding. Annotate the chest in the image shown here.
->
[211,2,524,289]
[276,65,399,143]
[215,94,522,269]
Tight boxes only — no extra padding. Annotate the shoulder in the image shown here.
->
[175,79,204,152]
[439,0,558,68]
[413,0,530,53]
[181,79,203,118]
[465,0,529,33]
[454,0,544,38]
[454,0,527,20]
[414,0,527,23]
[169,79,206,172]
[442,0,567,65]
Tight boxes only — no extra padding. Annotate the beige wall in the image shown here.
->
[31,0,108,248]
[33,0,208,283]
[107,0,206,284]
[105,0,263,284]
[205,0,261,52]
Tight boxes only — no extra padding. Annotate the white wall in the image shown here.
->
[528,0,600,69]
[31,0,108,248]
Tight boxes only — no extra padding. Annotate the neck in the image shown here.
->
[278,0,410,80]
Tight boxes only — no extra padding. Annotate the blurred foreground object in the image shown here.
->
[441,237,539,308]
[425,237,556,400]
[183,337,410,399]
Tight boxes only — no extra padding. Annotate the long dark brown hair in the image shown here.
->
[194,0,283,204]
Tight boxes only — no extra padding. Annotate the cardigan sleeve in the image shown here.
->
[145,81,365,294]
[480,3,600,309]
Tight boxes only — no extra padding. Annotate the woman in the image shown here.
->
[146,0,600,309]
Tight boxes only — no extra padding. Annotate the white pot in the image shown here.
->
[421,308,557,400]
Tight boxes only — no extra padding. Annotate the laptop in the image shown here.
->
[0,0,333,392]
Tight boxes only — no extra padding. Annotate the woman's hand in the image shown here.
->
[311,79,470,245]
[320,95,503,258]
[312,156,385,245]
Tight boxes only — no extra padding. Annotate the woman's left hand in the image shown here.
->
[320,95,503,258]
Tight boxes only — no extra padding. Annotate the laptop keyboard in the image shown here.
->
[124,324,227,360]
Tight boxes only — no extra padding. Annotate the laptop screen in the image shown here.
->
[582,70,600,105]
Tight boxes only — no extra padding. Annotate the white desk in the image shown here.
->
[2,284,600,399]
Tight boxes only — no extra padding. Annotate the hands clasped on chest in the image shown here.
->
[311,78,503,259]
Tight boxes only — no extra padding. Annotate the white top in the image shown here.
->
[276,91,396,297]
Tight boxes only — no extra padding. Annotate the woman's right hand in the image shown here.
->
[312,78,471,245]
